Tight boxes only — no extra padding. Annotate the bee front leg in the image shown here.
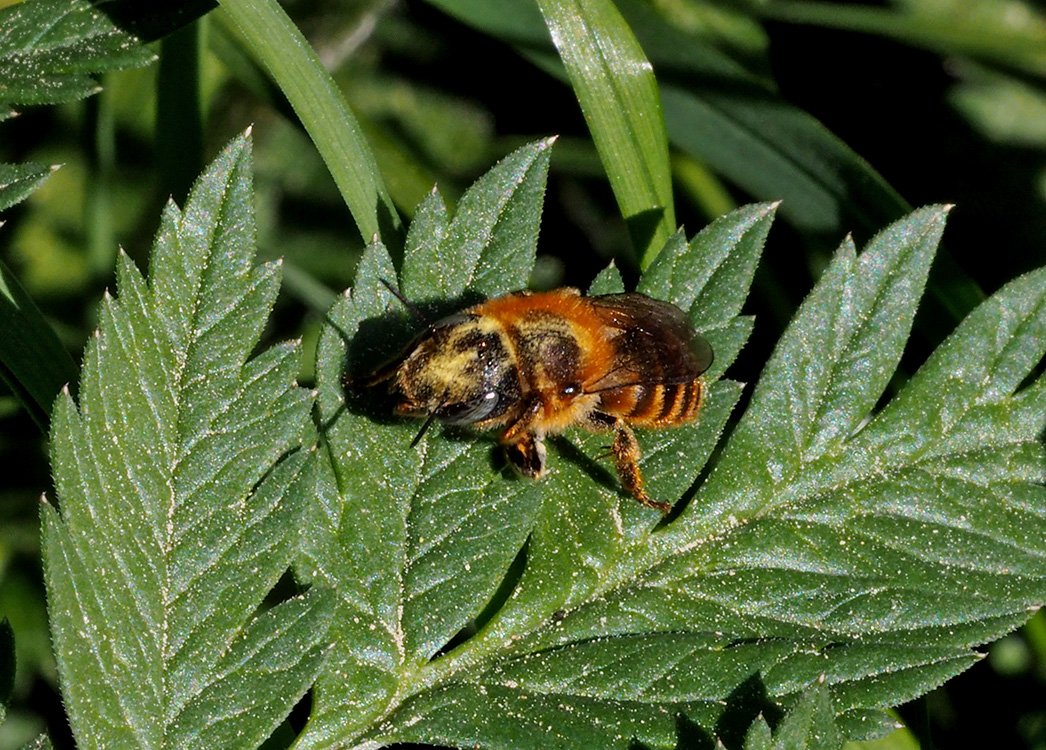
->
[599,415,671,514]
[501,394,547,479]
[504,432,547,479]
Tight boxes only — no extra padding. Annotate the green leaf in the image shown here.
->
[773,684,843,750]
[301,194,1043,747]
[400,138,553,301]
[535,0,675,267]
[43,134,332,750]
[0,0,155,107]
[0,162,56,211]
[297,140,554,747]
[0,259,79,429]
[20,735,54,750]
[427,0,906,242]
[216,0,401,245]
[302,176,772,746]
[685,206,948,528]
[755,0,1046,80]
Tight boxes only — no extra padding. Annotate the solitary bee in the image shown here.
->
[366,287,713,513]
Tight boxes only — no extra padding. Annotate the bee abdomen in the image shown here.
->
[618,379,704,426]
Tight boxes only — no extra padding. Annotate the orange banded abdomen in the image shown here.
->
[597,378,704,427]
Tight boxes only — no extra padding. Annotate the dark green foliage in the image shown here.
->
[42,136,332,750]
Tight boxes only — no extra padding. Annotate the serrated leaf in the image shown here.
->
[299,199,1043,748]
[764,684,843,750]
[687,206,948,527]
[400,139,553,302]
[20,735,53,750]
[302,192,770,748]
[298,141,555,746]
[43,134,331,750]
[0,162,55,211]
[0,0,155,107]
[586,262,625,295]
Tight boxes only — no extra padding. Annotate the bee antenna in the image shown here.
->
[380,278,428,324]
[410,406,442,448]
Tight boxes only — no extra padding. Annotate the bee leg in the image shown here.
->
[504,432,547,479]
[609,419,671,514]
[500,394,544,444]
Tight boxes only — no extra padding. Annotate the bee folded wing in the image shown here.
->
[584,293,713,393]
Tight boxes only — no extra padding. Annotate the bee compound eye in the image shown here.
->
[439,391,501,424]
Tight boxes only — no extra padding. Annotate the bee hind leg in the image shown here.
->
[605,417,671,514]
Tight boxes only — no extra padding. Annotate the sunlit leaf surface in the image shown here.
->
[303,161,1043,747]
[43,135,332,750]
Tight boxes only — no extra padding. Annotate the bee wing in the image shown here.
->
[584,293,713,393]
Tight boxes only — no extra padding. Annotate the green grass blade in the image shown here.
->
[756,0,1046,79]
[216,0,401,245]
[0,260,78,430]
[536,0,675,267]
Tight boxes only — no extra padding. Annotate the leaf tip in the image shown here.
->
[542,135,559,148]
[245,123,254,138]
[49,163,63,173]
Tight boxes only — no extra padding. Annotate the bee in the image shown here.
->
[365,287,713,513]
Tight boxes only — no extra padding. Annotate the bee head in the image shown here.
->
[394,313,521,427]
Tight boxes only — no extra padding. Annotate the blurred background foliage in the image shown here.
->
[0,0,1043,748]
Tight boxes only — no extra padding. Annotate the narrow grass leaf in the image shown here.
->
[0,260,78,429]
[536,0,675,267]
[755,0,1046,80]
[217,0,401,244]
[43,134,330,750]
[428,0,908,243]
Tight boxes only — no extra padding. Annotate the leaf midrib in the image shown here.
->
[160,162,241,734]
